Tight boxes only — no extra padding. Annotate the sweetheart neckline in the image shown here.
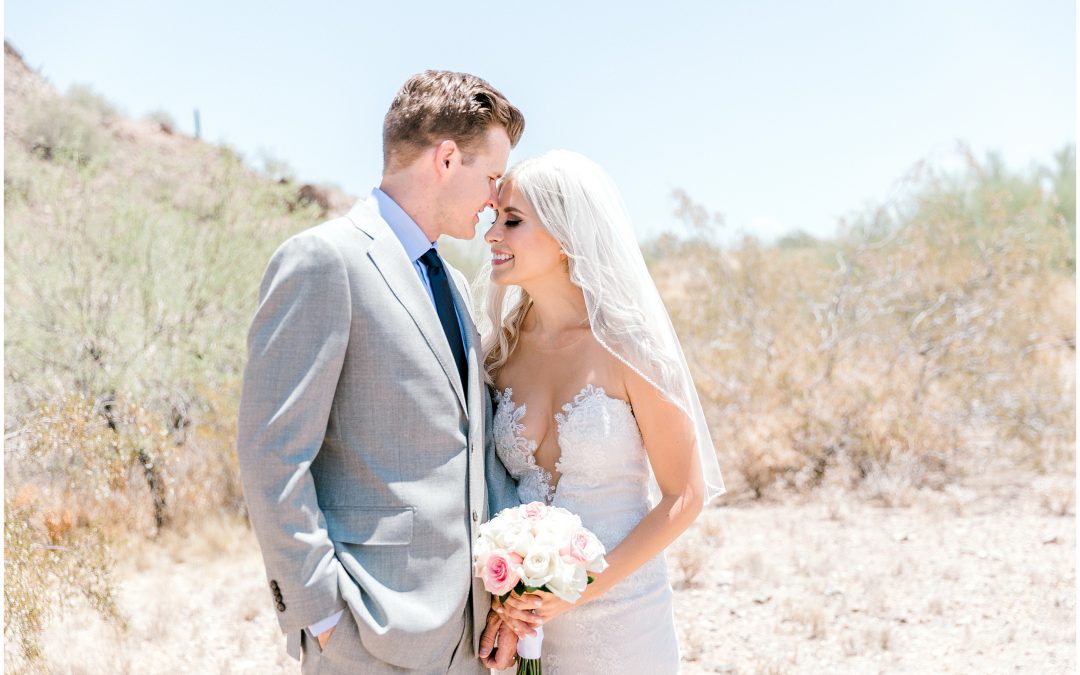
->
[496,383,633,503]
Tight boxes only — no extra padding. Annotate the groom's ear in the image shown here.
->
[434,140,459,176]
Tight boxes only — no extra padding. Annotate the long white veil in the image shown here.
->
[478,150,725,504]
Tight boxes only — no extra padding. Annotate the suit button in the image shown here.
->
[270,580,280,590]
[276,601,287,612]
[472,510,478,522]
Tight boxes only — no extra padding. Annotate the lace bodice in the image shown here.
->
[492,386,554,504]
[492,384,652,547]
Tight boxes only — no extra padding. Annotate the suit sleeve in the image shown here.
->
[236,231,351,634]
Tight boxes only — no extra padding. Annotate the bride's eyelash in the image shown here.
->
[505,219,521,227]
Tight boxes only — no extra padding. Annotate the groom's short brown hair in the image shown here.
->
[382,70,524,171]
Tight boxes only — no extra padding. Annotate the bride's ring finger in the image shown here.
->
[498,604,542,625]
[501,613,539,637]
[505,594,542,611]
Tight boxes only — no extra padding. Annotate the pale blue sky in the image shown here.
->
[5,1,1076,243]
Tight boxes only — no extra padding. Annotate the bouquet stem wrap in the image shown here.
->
[516,626,543,674]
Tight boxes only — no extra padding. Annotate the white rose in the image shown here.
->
[520,546,556,589]
[530,529,563,553]
[546,521,575,545]
[546,507,582,531]
[546,556,588,603]
[472,536,494,570]
[494,505,524,522]
[498,521,536,557]
[478,520,506,545]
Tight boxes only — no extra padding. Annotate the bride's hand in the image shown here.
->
[492,594,542,637]
[502,590,572,625]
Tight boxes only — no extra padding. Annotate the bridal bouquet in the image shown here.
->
[474,502,608,674]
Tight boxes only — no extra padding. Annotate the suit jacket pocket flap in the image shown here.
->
[323,506,415,545]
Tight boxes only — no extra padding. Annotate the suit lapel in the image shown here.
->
[347,199,467,412]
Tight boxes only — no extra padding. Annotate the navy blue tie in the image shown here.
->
[419,248,468,389]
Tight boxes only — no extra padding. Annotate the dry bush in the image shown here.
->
[7,393,172,535]
[752,655,795,675]
[698,513,725,544]
[7,389,245,536]
[671,537,708,589]
[654,146,1075,498]
[1039,482,1075,517]
[786,600,827,640]
[5,477,125,667]
[4,390,173,665]
[679,623,706,662]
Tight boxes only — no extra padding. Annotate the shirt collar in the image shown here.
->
[371,187,435,262]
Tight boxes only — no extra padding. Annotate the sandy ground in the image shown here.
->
[672,470,1076,674]
[28,469,1075,675]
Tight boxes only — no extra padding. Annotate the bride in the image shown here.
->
[476,150,725,673]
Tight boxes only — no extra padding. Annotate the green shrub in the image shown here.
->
[145,108,178,134]
[65,83,119,122]
[21,94,112,167]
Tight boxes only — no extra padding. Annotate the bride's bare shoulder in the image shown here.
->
[572,330,637,401]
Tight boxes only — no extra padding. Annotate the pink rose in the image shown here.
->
[481,550,522,596]
[561,527,605,568]
[521,502,548,523]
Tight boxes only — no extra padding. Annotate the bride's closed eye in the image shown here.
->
[505,219,521,227]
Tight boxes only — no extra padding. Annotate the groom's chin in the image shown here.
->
[448,222,477,241]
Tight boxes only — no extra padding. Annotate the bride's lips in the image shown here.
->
[491,252,514,267]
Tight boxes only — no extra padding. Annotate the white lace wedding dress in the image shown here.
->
[492,384,679,674]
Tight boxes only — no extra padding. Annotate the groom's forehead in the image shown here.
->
[495,181,516,203]
[485,127,512,161]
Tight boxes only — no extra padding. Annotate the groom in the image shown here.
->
[236,71,523,674]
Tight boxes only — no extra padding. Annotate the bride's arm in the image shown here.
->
[577,365,706,599]
[499,366,706,624]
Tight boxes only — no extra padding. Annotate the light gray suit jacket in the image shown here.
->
[236,196,519,671]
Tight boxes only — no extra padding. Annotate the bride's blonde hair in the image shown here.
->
[481,289,532,385]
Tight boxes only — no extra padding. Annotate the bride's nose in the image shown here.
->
[484,220,502,244]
